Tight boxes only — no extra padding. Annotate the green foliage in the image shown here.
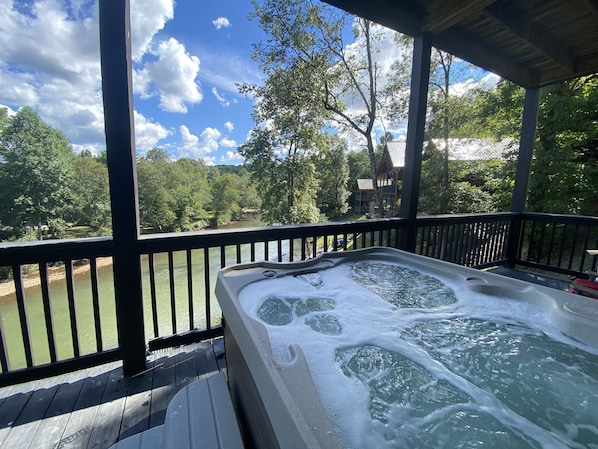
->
[418,142,499,214]
[477,76,598,215]
[528,77,598,215]
[244,0,405,217]
[0,107,74,239]
[239,129,321,225]
[210,174,241,226]
[315,136,350,219]
[70,154,111,230]
[136,154,210,233]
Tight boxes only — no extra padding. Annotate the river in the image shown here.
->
[0,214,274,370]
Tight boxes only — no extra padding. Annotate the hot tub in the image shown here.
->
[215,247,598,449]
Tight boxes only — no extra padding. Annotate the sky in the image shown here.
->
[0,0,498,165]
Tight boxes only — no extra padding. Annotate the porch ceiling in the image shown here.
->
[323,0,598,88]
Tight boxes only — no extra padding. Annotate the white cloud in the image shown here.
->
[222,150,243,163]
[134,111,172,151]
[134,38,202,113]
[0,0,197,155]
[211,87,237,107]
[0,104,16,116]
[220,138,237,148]
[175,125,223,162]
[224,121,234,132]
[212,17,231,30]
[130,0,175,61]
[0,0,106,150]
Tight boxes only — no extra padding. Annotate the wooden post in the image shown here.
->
[507,88,540,265]
[99,0,146,375]
[398,34,432,252]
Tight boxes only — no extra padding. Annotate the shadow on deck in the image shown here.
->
[0,339,225,449]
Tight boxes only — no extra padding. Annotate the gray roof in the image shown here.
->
[383,138,514,170]
[356,179,374,191]
[434,138,515,161]
[386,141,407,169]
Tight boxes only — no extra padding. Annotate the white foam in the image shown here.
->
[237,260,598,449]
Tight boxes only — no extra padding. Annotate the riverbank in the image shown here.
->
[0,257,114,299]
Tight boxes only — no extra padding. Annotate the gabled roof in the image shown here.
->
[323,0,598,89]
[377,141,407,175]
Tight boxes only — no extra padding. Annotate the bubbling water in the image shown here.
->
[238,260,598,449]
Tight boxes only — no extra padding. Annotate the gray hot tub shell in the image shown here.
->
[215,247,598,449]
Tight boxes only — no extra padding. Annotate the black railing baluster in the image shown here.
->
[90,258,103,352]
[250,242,256,262]
[278,239,283,261]
[204,248,211,330]
[289,239,294,262]
[168,251,177,335]
[148,253,159,338]
[0,316,8,372]
[39,263,58,363]
[13,265,33,368]
[236,244,242,264]
[568,225,580,270]
[187,249,194,331]
[556,223,568,268]
[546,221,557,266]
[65,260,80,358]
[537,220,547,264]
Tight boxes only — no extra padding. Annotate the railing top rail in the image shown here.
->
[0,237,113,266]
[521,212,598,224]
[137,218,408,254]
[415,212,516,226]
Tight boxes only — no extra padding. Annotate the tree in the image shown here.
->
[244,0,403,216]
[210,174,241,226]
[315,135,350,219]
[474,76,598,215]
[239,128,321,225]
[0,107,74,239]
[70,151,111,232]
[136,152,211,233]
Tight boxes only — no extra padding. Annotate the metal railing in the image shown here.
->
[1,212,597,385]
[516,213,598,277]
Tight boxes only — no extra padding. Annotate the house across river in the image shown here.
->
[355,138,516,215]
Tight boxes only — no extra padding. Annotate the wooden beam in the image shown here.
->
[422,0,497,32]
[99,0,147,376]
[432,28,538,88]
[484,3,577,74]
[322,0,424,37]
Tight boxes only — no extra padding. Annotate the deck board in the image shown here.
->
[27,368,90,449]
[0,339,224,449]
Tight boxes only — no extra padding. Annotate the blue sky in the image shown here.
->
[0,0,497,165]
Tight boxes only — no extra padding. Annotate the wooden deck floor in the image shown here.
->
[0,339,226,449]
